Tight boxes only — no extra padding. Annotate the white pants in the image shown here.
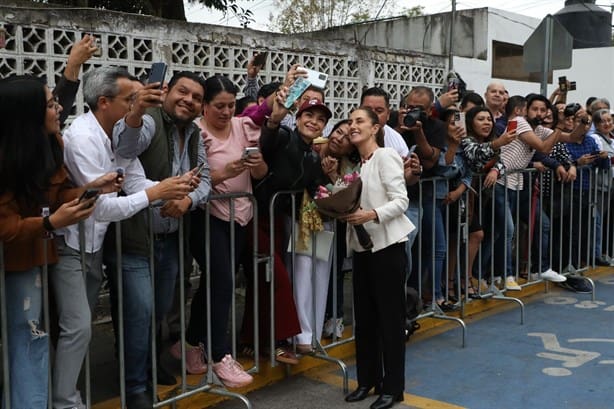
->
[289,224,333,345]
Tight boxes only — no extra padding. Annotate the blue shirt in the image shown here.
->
[565,136,610,191]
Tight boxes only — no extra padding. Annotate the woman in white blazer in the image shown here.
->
[343,107,415,409]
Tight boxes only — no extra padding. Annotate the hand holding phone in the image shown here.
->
[79,188,100,208]
[252,52,267,68]
[242,146,260,160]
[147,62,167,89]
[284,77,311,109]
[454,111,467,135]
[303,68,328,89]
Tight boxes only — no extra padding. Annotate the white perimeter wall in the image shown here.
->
[451,8,614,105]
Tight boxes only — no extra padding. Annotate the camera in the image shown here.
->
[564,103,581,118]
[403,108,428,128]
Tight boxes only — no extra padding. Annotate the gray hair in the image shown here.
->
[590,97,611,113]
[592,108,611,125]
[83,66,135,111]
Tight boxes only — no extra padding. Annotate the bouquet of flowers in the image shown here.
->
[314,171,373,250]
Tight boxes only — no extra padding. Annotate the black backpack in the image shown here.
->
[404,287,422,341]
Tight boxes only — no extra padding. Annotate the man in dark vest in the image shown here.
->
[112,71,211,409]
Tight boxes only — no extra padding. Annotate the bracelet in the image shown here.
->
[43,215,55,232]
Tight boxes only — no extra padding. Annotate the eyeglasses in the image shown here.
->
[104,93,136,104]
[46,96,60,111]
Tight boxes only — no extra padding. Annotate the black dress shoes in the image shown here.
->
[369,393,404,409]
[126,391,154,409]
[345,386,372,402]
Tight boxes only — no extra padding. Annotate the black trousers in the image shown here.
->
[352,242,407,395]
[187,212,246,362]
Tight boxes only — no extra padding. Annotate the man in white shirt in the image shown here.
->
[52,67,194,409]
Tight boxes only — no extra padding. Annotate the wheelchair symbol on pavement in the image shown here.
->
[529,332,614,376]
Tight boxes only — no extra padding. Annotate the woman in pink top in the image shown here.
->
[172,75,266,388]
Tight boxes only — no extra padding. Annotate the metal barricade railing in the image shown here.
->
[268,190,349,392]
[410,175,467,346]
[1,163,611,408]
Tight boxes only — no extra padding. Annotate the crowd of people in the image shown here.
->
[1,34,613,409]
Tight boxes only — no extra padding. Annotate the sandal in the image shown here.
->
[436,299,457,312]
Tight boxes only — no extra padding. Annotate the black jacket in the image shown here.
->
[255,124,326,216]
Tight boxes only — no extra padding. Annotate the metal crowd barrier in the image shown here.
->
[268,190,349,392]
[1,162,612,408]
[411,175,467,346]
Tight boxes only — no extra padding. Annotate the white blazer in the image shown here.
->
[348,148,415,253]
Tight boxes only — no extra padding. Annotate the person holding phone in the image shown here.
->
[562,108,612,269]
[0,75,116,409]
[57,67,196,409]
[110,71,211,408]
[169,75,265,388]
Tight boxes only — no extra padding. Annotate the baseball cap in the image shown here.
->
[296,98,332,120]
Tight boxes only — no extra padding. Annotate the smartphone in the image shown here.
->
[447,78,460,92]
[284,77,311,109]
[116,167,124,182]
[79,188,100,207]
[407,144,417,156]
[194,162,207,176]
[507,119,518,133]
[558,76,567,93]
[454,111,466,134]
[303,68,328,89]
[242,146,260,160]
[592,150,601,156]
[87,34,102,57]
[147,62,167,88]
[252,52,267,67]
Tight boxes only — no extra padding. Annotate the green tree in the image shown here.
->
[33,0,253,23]
[269,0,423,34]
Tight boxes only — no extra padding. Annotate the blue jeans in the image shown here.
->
[4,268,48,409]
[532,201,552,272]
[106,234,179,395]
[421,196,446,300]
[481,184,516,278]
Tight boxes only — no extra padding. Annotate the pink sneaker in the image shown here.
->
[212,354,253,388]
[169,341,207,374]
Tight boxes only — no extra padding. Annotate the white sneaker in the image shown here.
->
[540,269,567,282]
[322,318,334,338]
[323,318,344,339]
[505,276,521,291]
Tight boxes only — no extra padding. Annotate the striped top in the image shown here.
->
[496,117,550,191]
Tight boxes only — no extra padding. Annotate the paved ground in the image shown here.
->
[209,272,614,409]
